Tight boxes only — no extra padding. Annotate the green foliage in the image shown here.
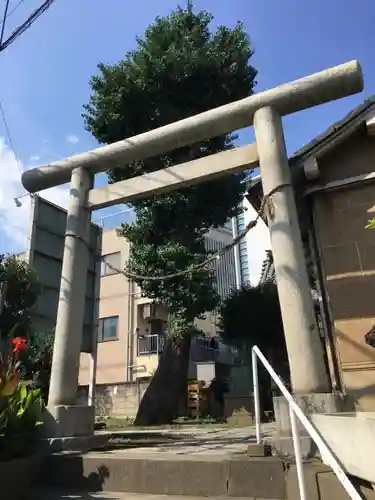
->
[19,331,53,402]
[121,231,219,331]
[0,382,44,460]
[0,252,49,402]
[0,383,43,434]
[0,326,22,400]
[83,4,257,337]
[366,218,375,230]
[218,282,285,355]
[0,255,41,339]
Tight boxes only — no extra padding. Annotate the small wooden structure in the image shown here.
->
[187,380,208,419]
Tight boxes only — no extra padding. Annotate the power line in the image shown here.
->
[0,0,27,47]
[0,0,55,53]
[0,98,23,173]
[7,0,27,19]
[0,0,11,46]
[0,0,55,173]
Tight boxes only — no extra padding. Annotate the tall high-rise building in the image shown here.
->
[204,225,237,300]
[232,177,271,287]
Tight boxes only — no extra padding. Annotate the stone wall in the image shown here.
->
[224,364,254,425]
[78,379,258,424]
[78,380,150,418]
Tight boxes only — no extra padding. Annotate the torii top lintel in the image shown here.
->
[22,60,363,194]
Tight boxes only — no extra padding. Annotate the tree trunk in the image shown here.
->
[134,333,192,426]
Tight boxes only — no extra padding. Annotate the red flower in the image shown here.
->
[12,337,27,353]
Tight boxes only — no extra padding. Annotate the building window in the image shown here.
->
[98,316,118,341]
[101,252,121,276]
[150,319,164,334]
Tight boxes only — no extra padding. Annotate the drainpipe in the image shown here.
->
[88,226,102,407]
[129,279,135,381]
[126,263,133,382]
[231,216,241,289]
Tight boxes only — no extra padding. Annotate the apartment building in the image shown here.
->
[79,225,236,387]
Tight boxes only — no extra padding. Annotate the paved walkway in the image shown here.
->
[32,425,278,499]
[96,423,276,457]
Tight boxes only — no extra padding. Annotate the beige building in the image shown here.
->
[79,225,236,388]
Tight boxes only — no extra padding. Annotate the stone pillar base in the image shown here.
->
[272,393,347,459]
[42,405,95,438]
[247,443,272,457]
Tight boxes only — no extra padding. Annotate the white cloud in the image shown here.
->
[29,154,40,162]
[66,134,79,144]
[0,138,70,254]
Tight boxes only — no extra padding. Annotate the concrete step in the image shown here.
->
[38,451,375,500]
[41,452,286,498]
[32,492,276,500]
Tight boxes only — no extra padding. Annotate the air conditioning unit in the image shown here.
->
[142,303,161,320]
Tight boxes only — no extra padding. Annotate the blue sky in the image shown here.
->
[0,0,374,253]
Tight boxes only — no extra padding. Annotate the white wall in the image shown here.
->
[242,197,270,285]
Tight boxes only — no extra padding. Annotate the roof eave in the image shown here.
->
[245,96,375,213]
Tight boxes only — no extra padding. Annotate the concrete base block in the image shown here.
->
[272,393,345,459]
[272,435,318,459]
[286,461,375,500]
[312,412,375,484]
[247,442,272,457]
[43,405,95,438]
[286,461,335,500]
[38,433,109,453]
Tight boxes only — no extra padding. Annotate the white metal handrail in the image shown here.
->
[251,346,361,500]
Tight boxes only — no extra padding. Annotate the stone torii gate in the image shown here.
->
[21,60,363,438]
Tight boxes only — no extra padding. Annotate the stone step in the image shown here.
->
[40,452,286,498]
[38,451,375,500]
[32,492,277,500]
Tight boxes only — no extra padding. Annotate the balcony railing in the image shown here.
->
[191,338,219,362]
[191,337,234,365]
[137,333,165,355]
[136,333,234,364]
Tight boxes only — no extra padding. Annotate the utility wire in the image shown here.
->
[0,0,55,53]
[7,0,27,19]
[0,0,11,46]
[0,98,23,173]
[0,0,55,173]
[0,0,32,46]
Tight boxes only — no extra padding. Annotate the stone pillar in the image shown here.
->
[253,106,330,395]
[46,167,94,437]
[253,106,341,457]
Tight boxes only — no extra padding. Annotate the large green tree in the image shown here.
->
[83,3,257,424]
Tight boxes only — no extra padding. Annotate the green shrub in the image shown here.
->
[0,382,44,460]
